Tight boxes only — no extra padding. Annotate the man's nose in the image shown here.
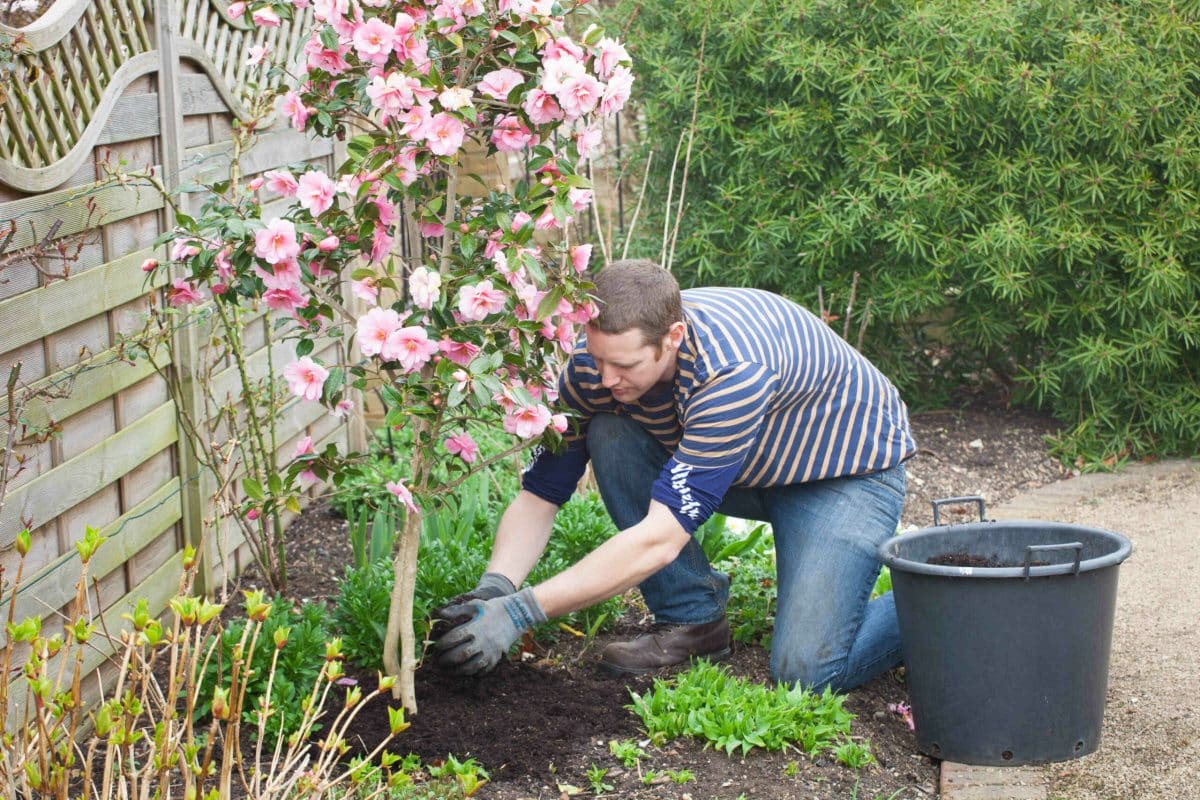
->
[600,368,619,388]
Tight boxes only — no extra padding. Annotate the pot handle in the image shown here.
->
[1024,542,1083,580]
[931,496,987,526]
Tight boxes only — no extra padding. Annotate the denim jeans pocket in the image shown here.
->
[860,464,906,503]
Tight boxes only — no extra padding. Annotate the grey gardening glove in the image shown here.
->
[434,588,547,676]
[431,572,517,638]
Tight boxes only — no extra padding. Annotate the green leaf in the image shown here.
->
[243,478,265,502]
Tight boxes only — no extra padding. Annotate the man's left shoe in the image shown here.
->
[598,617,731,676]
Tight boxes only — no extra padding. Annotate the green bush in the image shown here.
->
[612,0,1200,462]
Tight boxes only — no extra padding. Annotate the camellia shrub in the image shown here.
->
[613,0,1200,462]
[162,0,633,711]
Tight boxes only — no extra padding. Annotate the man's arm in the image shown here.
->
[531,501,690,618]
[485,489,561,586]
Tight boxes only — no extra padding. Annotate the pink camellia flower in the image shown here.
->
[438,337,479,367]
[444,431,480,464]
[248,176,265,191]
[296,170,336,216]
[141,258,158,273]
[522,89,563,125]
[246,507,261,521]
[351,277,380,303]
[170,239,200,261]
[264,169,299,196]
[540,52,584,95]
[424,112,466,157]
[298,469,319,487]
[511,211,533,231]
[593,37,630,80]
[331,398,355,418]
[255,258,302,290]
[551,413,569,433]
[438,86,473,110]
[556,72,602,119]
[227,1,246,18]
[255,218,301,265]
[568,187,593,211]
[263,286,308,312]
[888,702,916,731]
[280,91,309,131]
[351,17,396,65]
[457,279,506,321]
[408,266,441,310]
[304,35,351,75]
[356,307,401,358]
[168,278,204,307]
[246,44,270,66]
[251,5,281,26]
[491,114,533,152]
[535,205,566,230]
[599,65,634,115]
[504,402,553,439]
[283,356,329,401]
[571,243,592,273]
[371,225,393,262]
[367,72,416,121]
[384,326,439,372]
[419,222,445,238]
[385,479,418,513]
[316,234,339,252]
[575,125,603,159]
[294,435,315,457]
[399,104,432,139]
[477,68,525,100]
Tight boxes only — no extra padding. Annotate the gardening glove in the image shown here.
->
[431,572,517,637]
[434,587,547,676]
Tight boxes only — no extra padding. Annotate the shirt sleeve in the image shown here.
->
[649,362,779,533]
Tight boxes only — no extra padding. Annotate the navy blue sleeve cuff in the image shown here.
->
[649,458,741,535]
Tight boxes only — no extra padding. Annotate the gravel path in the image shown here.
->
[1032,462,1200,800]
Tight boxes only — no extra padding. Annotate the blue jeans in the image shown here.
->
[587,412,904,691]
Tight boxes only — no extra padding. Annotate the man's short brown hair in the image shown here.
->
[589,259,683,347]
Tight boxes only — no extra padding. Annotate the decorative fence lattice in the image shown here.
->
[0,0,351,718]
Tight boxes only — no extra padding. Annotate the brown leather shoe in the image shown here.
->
[599,617,731,676]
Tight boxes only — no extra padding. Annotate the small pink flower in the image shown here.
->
[246,44,270,66]
[255,258,302,290]
[888,702,916,731]
[141,258,159,273]
[168,278,204,307]
[371,226,393,263]
[419,222,445,238]
[255,218,301,265]
[438,337,479,367]
[557,73,602,119]
[477,68,525,100]
[299,469,319,487]
[385,479,418,513]
[408,267,441,310]
[317,235,339,252]
[332,399,355,418]
[504,403,553,439]
[511,212,533,232]
[593,38,630,80]
[251,5,281,26]
[264,169,299,196]
[438,86,473,110]
[264,286,308,312]
[351,277,380,303]
[491,114,533,153]
[351,17,396,65]
[228,1,246,17]
[425,112,465,157]
[367,72,416,121]
[357,307,401,358]
[384,326,439,372]
[457,279,506,321]
[551,413,569,433]
[171,239,200,261]
[280,91,309,131]
[283,356,329,401]
[599,66,634,115]
[246,507,261,521]
[294,435,315,457]
[444,431,480,464]
[522,89,563,125]
[248,176,265,191]
[296,170,336,216]
[571,243,592,273]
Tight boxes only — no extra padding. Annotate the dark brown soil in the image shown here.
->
[235,399,1068,799]
[926,552,1005,568]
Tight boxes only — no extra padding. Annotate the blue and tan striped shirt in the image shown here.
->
[522,287,916,533]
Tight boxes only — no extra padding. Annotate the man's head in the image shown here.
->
[585,259,685,403]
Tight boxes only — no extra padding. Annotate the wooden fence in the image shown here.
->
[0,0,353,714]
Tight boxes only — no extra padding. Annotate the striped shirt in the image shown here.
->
[522,287,916,533]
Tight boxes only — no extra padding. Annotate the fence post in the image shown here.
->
[156,0,215,596]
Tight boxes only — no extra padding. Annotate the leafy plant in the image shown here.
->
[196,594,332,746]
[722,531,778,647]
[629,659,857,757]
[871,566,892,599]
[608,738,648,769]
[586,764,615,794]
[348,502,402,571]
[613,0,1200,463]
[835,740,876,768]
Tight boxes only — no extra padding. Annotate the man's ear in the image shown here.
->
[665,321,685,351]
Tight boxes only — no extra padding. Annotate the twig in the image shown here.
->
[621,150,653,261]
[666,18,709,272]
[843,271,859,341]
[856,297,873,351]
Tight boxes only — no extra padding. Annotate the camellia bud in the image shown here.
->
[15,529,31,556]
[248,176,264,191]
[141,258,158,273]
[316,235,339,252]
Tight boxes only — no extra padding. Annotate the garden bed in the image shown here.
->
[239,400,1067,799]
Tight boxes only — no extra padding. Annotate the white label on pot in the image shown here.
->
[958,567,974,576]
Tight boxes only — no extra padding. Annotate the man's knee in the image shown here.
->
[770,644,842,692]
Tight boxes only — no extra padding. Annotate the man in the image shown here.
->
[434,259,915,691]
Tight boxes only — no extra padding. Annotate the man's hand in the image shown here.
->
[431,572,516,638]
[434,588,547,676]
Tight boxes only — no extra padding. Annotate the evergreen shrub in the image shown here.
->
[614,0,1200,461]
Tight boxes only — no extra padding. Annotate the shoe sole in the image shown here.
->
[597,646,733,677]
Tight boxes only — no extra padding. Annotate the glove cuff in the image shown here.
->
[476,572,517,598]
[504,587,549,632]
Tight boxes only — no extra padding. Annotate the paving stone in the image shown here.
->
[940,762,1046,800]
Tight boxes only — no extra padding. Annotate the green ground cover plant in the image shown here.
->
[613,0,1200,463]
[629,660,859,758]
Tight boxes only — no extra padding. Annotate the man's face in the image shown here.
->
[585,324,681,404]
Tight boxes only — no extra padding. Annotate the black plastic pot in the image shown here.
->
[877,496,1132,766]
